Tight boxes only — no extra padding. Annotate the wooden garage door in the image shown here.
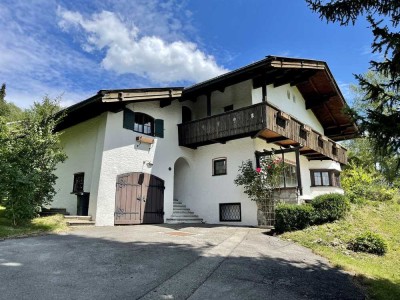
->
[114,172,164,225]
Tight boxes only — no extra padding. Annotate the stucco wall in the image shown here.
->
[53,114,106,215]
[186,137,258,226]
[94,101,194,226]
[252,84,324,133]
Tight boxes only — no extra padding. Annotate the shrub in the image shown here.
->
[275,203,315,233]
[311,193,349,224]
[347,231,388,255]
[342,164,396,203]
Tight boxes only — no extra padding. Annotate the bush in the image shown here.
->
[311,193,349,224]
[342,164,397,203]
[275,203,315,233]
[347,231,388,255]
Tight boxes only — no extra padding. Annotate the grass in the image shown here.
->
[282,200,400,300]
[0,206,68,239]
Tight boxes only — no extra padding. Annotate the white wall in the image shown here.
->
[186,137,258,226]
[94,101,193,226]
[252,84,324,133]
[53,114,106,215]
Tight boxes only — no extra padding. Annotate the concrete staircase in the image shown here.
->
[64,215,95,226]
[166,199,204,224]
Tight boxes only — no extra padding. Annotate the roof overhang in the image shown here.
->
[56,88,183,131]
[182,56,358,141]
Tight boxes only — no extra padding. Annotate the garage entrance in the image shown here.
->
[114,172,164,225]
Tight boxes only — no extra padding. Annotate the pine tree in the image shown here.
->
[306,0,400,167]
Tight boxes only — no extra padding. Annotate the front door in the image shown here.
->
[114,172,164,225]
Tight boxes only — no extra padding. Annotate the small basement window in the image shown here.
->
[72,172,84,194]
[213,158,227,176]
[220,203,241,222]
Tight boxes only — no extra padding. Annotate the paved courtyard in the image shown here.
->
[0,225,364,299]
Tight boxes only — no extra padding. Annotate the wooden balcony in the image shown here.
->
[178,102,267,148]
[178,102,347,164]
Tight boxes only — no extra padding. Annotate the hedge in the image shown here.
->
[275,203,315,233]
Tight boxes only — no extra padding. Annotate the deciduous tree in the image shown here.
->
[0,96,66,225]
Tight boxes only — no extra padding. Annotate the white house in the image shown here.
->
[52,56,358,226]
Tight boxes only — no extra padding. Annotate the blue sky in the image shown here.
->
[0,0,374,108]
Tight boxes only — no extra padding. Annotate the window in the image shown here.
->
[182,106,192,123]
[281,164,298,187]
[213,158,227,176]
[259,156,298,188]
[220,203,241,222]
[310,170,341,187]
[72,173,84,194]
[123,109,164,138]
[134,112,154,135]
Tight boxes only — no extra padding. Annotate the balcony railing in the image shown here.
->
[178,102,267,148]
[177,102,347,164]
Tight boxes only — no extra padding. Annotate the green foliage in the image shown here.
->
[311,193,350,224]
[306,0,400,169]
[275,203,315,233]
[348,231,388,256]
[283,200,400,299]
[0,83,24,121]
[234,156,286,202]
[0,205,68,238]
[0,97,66,225]
[341,163,397,203]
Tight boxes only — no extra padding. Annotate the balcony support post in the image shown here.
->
[206,92,211,117]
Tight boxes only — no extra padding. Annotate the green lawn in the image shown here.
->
[0,206,68,239]
[282,200,400,300]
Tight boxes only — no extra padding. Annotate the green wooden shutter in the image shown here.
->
[123,109,135,131]
[154,119,164,138]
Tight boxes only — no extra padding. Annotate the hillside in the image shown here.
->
[282,200,400,300]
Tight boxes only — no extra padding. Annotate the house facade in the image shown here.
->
[52,56,357,226]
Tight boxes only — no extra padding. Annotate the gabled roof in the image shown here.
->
[182,56,358,141]
[56,87,183,131]
[56,56,358,141]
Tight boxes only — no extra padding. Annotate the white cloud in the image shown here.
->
[58,9,228,83]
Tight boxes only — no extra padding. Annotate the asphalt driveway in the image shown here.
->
[0,225,364,300]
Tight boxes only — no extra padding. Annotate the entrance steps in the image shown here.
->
[64,215,95,226]
[40,208,70,217]
[166,199,204,224]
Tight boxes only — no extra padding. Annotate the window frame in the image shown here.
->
[72,172,85,194]
[212,157,227,176]
[219,203,242,222]
[310,169,341,187]
[133,112,155,136]
[281,163,298,188]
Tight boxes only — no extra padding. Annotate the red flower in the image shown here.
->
[256,168,261,173]
[267,165,271,169]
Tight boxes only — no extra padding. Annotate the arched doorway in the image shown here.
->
[182,106,192,123]
[174,157,190,203]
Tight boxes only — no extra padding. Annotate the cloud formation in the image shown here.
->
[58,9,228,83]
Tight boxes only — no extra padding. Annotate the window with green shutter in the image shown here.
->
[123,108,164,138]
